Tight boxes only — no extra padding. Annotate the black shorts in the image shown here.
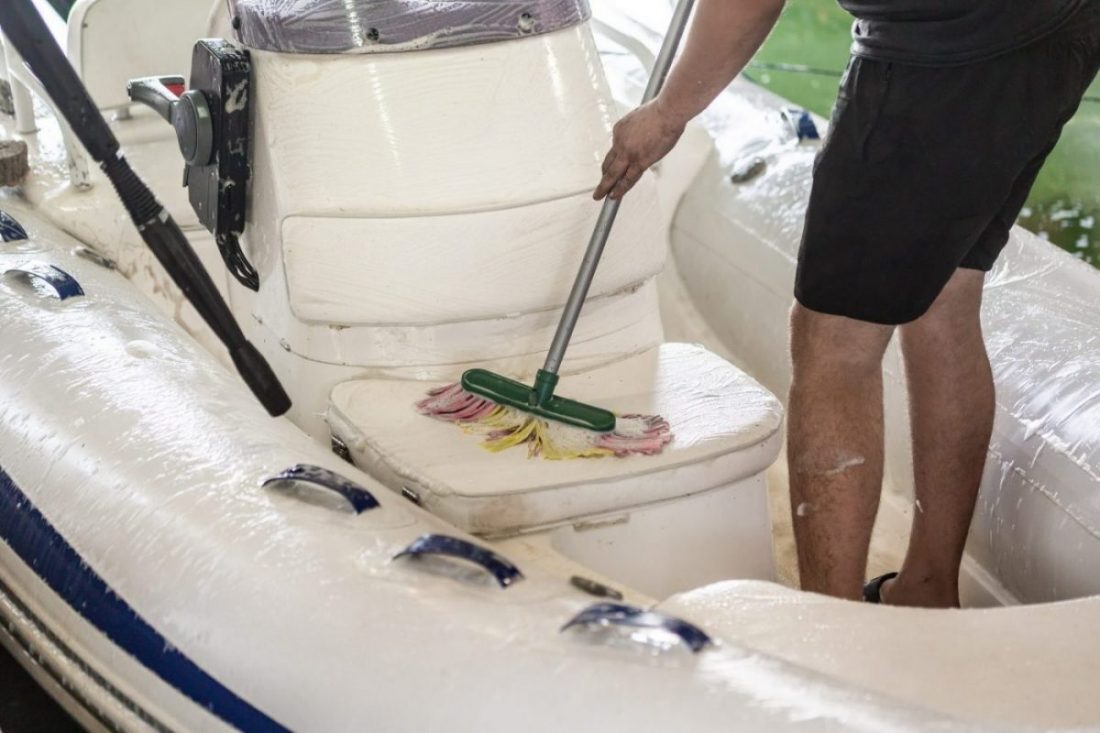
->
[795,5,1100,325]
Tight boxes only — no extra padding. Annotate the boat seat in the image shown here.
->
[660,579,1100,728]
[327,343,784,537]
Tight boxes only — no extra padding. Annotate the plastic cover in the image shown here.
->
[228,0,592,54]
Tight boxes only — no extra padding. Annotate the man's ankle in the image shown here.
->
[881,571,959,608]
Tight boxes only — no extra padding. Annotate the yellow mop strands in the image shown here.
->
[417,383,672,460]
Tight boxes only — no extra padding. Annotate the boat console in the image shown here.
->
[220,0,783,595]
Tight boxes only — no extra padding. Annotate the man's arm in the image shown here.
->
[594,0,786,200]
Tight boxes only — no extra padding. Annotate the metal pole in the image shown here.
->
[542,0,697,376]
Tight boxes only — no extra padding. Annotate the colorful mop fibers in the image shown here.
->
[418,382,673,459]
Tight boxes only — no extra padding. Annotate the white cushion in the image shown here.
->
[251,25,619,216]
[328,343,783,536]
[281,184,664,326]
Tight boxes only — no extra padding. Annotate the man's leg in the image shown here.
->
[788,304,894,599]
[881,268,994,608]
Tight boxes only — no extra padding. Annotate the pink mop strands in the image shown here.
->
[417,382,673,460]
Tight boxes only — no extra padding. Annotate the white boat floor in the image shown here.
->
[657,263,1015,605]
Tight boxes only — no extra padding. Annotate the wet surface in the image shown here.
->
[0,645,80,731]
[8,0,135,727]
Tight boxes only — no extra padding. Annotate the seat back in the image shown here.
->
[243,21,669,371]
[67,0,213,109]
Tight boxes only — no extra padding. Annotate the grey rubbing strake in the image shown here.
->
[228,0,591,54]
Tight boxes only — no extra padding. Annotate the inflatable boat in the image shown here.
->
[0,0,1098,730]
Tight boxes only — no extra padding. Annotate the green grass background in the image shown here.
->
[750,1,1100,267]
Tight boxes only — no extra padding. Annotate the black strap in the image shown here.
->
[862,572,899,604]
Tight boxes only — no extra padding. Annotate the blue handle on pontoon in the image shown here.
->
[2,263,84,300]
[262,464,379,514]
[0,210,28,242]
[561,602,713,653]
[781,107,820,141]
[393,534,524,588]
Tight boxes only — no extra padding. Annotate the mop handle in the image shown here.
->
[542,0,697,376]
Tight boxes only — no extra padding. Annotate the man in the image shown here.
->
[595,0,1100,606]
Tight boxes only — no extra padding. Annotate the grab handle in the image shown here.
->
[393,534,524,588]
[262,464,379,514]
[0,210,28,242]
[561,603,713,653]
[2,263,84,300]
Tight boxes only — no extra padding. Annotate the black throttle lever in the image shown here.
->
[127,76,214,169]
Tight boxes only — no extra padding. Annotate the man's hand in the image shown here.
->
[594,100,686,201]
[591,0,785,202]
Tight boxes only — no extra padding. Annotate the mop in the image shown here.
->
[419,0,696,459]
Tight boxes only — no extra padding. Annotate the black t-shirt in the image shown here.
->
[838,0,1087,65]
